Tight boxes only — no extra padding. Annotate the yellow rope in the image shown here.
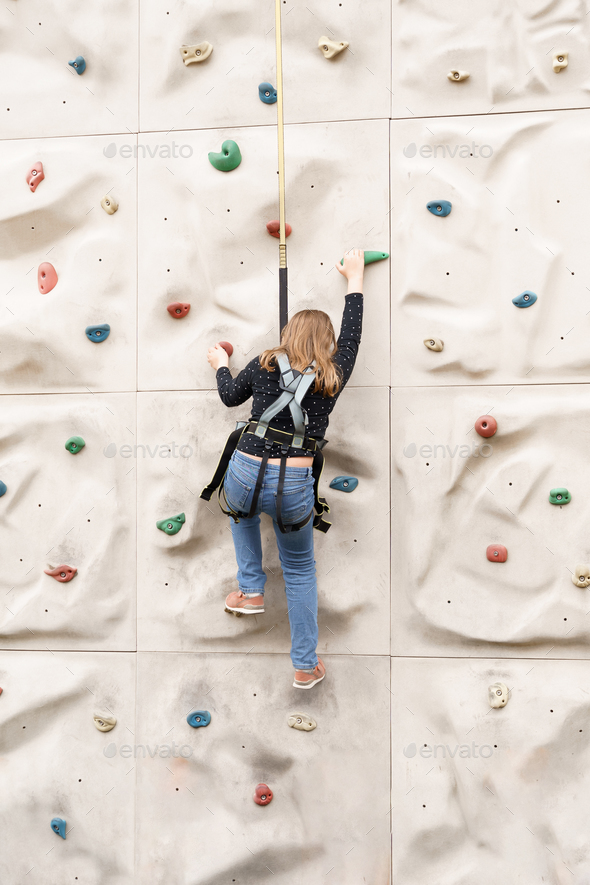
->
[275,0,287,268]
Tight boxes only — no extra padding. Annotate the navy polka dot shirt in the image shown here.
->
[216,293,363,457]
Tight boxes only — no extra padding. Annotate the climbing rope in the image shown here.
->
[275,0,288,333]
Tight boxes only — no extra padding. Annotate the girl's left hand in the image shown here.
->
[207,344,229,371]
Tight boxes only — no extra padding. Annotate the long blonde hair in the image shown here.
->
[259,309,342,397]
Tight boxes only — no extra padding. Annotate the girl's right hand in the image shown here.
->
[335,248,365,279]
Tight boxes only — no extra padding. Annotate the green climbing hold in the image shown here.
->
[208,140,242,172]
[340,250,388,266]
[549,488,571,505]
[65,436,85,454]
[156,513,186,535]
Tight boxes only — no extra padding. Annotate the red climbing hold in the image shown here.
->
[0,687,3,695]
[253,784,273,806]
[475,415,497,438]
[167,302,191,319]
[38,263,58,294]
[266,220,292,238]
[219,341,233,357]
[44,565,77,583]
[26,162,45,192]
[486,544,507,562]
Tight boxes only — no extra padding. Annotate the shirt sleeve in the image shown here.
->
[216,359,257,407]
[332,293,363,388]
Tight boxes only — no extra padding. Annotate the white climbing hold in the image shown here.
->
[447,70,469,82]
[318,36,349,59]
[180,42,213,66]
[572,564,590,588]
[488,682,509,708]
[553,51,568,73]
[424,338,444,352]
[101,195,118,215]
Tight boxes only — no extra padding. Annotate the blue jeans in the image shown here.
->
[224,449,318,670]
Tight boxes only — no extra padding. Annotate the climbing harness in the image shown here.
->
[200,354,331,533]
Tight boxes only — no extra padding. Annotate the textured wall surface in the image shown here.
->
[2,0,590,883]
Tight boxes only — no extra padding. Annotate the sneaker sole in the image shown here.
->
[224,605,264,616]
[293,673,325,689]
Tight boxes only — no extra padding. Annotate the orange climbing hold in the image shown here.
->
[475,415,497,438]
[26,161,44,192]
[253,784,273,805]
[486,544,507,562]
[266,220,292,238]
[167,302,191,318]
[38,262,58,294]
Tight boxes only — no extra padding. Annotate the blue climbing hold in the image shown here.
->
[512,290,537,308]
[427,200,452,217]
[329,476,358,493]
[258,82,277,104]
[51,817,66,839]
[0,481,6,497]
[187,710,211,728]
[85,324,110,343]
[68,56,86,75]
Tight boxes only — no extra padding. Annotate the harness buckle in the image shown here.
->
[292,435,303,449]
[254,424,266,439]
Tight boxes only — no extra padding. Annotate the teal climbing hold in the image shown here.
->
[156,513,186,535]
[51,818,66,839]
[340,251,388,266]
[68,56,86,75]
[187,710,211,728]
[208,140,242,172]
[0,481,6,497]
[512,290,537,308]
[65,436,85,454]
[85,324,110,343]
[259,82,277,104]
[549,488,571,505]
[329,476,358,493]
[427,200,452,217]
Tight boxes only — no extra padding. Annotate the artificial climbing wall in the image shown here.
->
[2,0,590,882]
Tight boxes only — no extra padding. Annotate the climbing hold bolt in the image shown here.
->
[340,251,389,266]
[0,481,6,497]
[318,36,349,58]
[474,416,497,438]
[572,565,590,588]
[44,565,78,583]
[51,818,67,839]
[447,70,470,82]
[156,513,186,535]
[93,714,116,732]
[167,302,191,319]
[427,200,452,217]
[253,784,273,806]
[208,140,242,172]
[65,436,85,454]
[259,82,277,104]
[38,262,58,294]
[553,51,568,73]
[424,338,444,352]
[266,220,292,238]
[488,682,509,708]
[26,161,44,192]
[68,56,86,75]
[549,488,571,505]
[287,712,317,731]
[512,290,537,308]
[329,476,358,493]
[85,324,111,343]
[187,710,211,728]
[486,544,507,562]
[219,341,233,357]
[101,195,118,215]
[179,42,213,65]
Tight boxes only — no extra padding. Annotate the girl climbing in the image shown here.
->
[206,249,365,689]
